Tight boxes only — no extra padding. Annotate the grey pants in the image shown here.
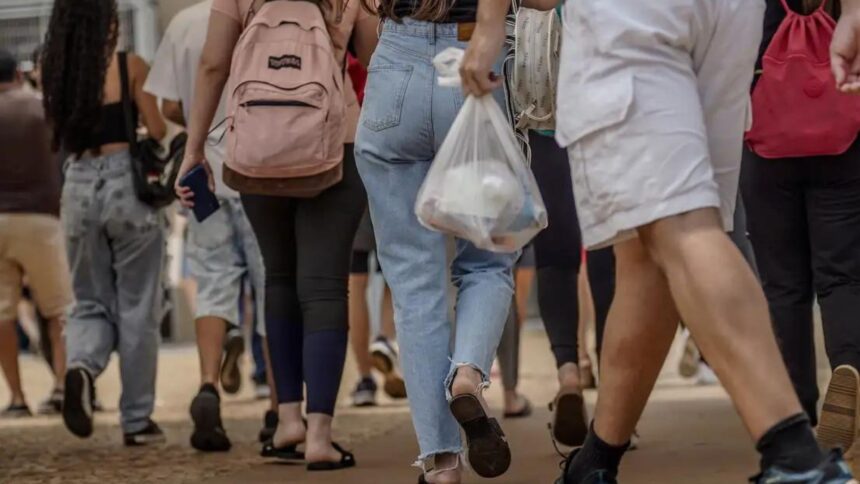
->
[496,300,520,391]
[61,151,165,433]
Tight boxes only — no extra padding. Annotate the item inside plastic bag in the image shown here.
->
[415,48,548,253]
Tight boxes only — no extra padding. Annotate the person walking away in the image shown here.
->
[742,0,860,460]
[354,0,560,481]
[42,0,168,446]
[178,0,379,471]
[465,0,857,481]
[145,0,270,452]
[349,218,406,407]
[0,49,74,419]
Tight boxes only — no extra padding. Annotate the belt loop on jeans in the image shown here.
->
[430,22,437,45]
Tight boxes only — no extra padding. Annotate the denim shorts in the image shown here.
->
[185,197,266,335]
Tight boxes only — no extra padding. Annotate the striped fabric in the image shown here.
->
[503,0,533,163]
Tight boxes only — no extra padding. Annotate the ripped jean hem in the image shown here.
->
[443,362,492,401]
[413,448,465,473]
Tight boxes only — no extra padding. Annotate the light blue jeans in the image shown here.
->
[355,18,518,463]
[61,151,165,433]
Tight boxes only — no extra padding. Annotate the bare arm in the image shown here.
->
[130,54,167,141]
[352,12,380,67]
[521,0,559,11]
[176,10,241,204]
[185,11,240,161]
[461,0,511,96]
[162,100,185,127]
[832,0,860,92]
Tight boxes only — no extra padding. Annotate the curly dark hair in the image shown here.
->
[41,0,119,156]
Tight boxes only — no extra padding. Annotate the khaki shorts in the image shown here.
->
[555,0,764,249]
[0,214,74,320]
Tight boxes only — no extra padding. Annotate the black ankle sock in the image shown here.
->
[566,424,630,481]
[756,413,824,472]
[200,383,219,398]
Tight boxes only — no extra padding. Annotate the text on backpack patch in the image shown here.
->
[269,55,302,70]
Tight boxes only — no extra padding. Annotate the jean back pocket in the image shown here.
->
[361,64,414,132]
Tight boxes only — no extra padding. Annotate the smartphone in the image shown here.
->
[179,164,220,223]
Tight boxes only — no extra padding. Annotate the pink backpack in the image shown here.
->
[224,0,346,197]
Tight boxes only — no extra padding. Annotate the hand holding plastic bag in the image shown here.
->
[415,48,548,253]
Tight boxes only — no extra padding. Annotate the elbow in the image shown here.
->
[162,101,185,126]
[199,55,231,85]
[148,122,167,142]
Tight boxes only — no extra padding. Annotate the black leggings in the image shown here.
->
[530,132,616,367]
[241,146,366,415]
[742,140,860,425]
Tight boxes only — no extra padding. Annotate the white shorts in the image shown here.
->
[555,0,765,249]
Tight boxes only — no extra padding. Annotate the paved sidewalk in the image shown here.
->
[0,328,767,483]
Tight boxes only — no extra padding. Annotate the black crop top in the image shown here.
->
[91,101,138,148]
[392,0,479,23]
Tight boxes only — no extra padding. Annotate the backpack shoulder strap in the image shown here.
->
[118,51,139,158]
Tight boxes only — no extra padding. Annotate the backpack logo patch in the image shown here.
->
[269,55,302,70]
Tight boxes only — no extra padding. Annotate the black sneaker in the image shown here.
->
[258,409,278,443]
[1,403,32,419]
[751,449,857,483]
[38,388,63,415]
[555,449,618,484]
[124,419,166,447]
[370,337,407,399]
[190,385,231,452]
[351,377,378,407]
[221,328,245,395]
[63,367,94,438]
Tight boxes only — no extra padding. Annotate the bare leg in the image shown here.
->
[47,318,65,389]
[305,413,346,463]
[576,267,594,388]
[348,274,373,377]
[380,284,395,340]
[0,320,25,405]
[592,239,680,445]
[273,401,306,447]
[195,316,227,387]
[639,208,801,440]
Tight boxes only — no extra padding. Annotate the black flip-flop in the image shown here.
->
[306,442,356,471]
[449,394,511,478]
[503,397,533,419]
[549,391,588,447]
[261,440,305,462]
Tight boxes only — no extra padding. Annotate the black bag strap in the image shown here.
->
[118,51,140,159]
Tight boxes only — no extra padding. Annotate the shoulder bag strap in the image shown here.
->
[118,51,140,159]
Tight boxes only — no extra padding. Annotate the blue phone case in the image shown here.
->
[179,164,220,222]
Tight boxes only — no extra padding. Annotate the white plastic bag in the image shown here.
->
[415,48,548,253]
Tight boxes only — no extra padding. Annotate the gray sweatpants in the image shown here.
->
[61,150,165,433]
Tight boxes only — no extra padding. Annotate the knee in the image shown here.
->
[613,239,660,279]
[637,208,725,271]
[297,275,349,333]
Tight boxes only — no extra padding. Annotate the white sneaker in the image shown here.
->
[696,363,719,386]
[679,330,701,379]
[370,337,407,399]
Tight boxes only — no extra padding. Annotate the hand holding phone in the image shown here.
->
[179,164,220,222]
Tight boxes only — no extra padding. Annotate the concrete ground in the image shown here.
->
[0,327,821,484]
